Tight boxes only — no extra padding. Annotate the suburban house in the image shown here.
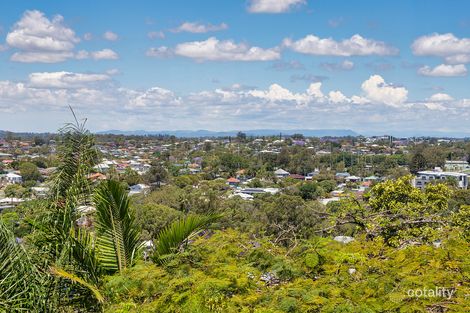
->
[444,160,470,172]
[129,183,150,195]
[289,174,305,180]
[413,170,468,189]
[345,175,361,183]
[227,177,240,187]
[274,168,290,178]
[335,172,350,179]
[5,173,22,184]
[305,170,320,180]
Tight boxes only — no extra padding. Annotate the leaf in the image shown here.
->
[94,180,143,273]
[153,213,220,264]
[50,267,104,303]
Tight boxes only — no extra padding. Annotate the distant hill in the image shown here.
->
[96,129,360,138]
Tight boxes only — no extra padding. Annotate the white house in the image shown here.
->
[444,160,470,172]
[129,183,150,195]
[6,173,22,184]
[274,168,290,178]
[413,170,468,189]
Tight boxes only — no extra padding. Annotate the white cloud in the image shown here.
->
[28,71,110,88]
[428,93,454,102]
[412,33,470,62]
[283,34,399,56]
[418,64,467,77]
[328,90,348,103]
[103,31,118,41]
[10,51,75,63]
[172,22,228,33]
[360,75,408,107]
[91,49,119,60]
[6,10,79,52]
[3,72,470,132]
[173,37,280,61]
[77,49,119,60]
[148,31,165,39]
[445,54,470,64]
[146,46,173,58]
[128,87,180,109]
[248,83,308,103]
[106,68,120,75]
[422,93,454,111]
[5,10,118,63]
[248,0,306,13]
[6,10,79,63]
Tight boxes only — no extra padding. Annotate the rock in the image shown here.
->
[348,268,356,275]
[334,236,354,244]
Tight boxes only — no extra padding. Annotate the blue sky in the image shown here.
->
[1,0,470,135]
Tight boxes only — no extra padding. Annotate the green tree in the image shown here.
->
[299,182,324,200]
[409,152,427,174]
[4,184,27,198]
[143,163,168,187]
[19,162,42,182]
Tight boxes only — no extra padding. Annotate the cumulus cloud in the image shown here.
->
[76,49,119,60]
[6,10,79,52]
[172,22,228,33]
[412,33,470,63]
[6,10,79,62]
[248,0,306,13]
[421,93,455,111]
[28,71,110,88]
[428,93,454,102]
[5,10,119,63]
[418,64,467,77]
[360,75,408,107]
[103,31,118,41]
[283,34,399,56]
[91,49,119,60]
[3,71,470,133]
[171,37,280,61]
[128,86,180,109]
[10,51,75,63]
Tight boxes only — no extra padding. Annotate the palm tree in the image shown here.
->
[1,111,220,311]
[94,180,143,273]
[152,214,220,264]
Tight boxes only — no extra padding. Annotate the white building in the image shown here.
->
[444,160,470,172]
[129,184,150,195]
[6,173,22,184]
[274,168,290,178]
[413,170,468,189]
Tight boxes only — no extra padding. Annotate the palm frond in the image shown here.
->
[0,221,48,311]
[50,267,104,303]
[152,214,220,264]
[94,180,143,273]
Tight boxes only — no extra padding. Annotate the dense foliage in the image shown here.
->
[1,122,470,312]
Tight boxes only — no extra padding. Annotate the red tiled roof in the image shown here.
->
[227,177,240,183]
